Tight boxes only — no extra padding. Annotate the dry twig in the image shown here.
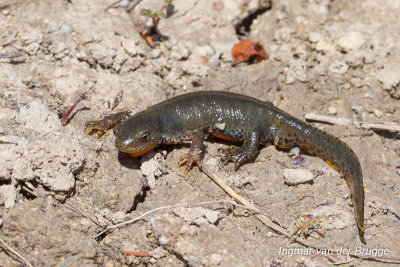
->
[359,122,400,132]
[305,113,400,132]
[304,113,351,126]
[64,203,106,228]
[94,200,258,239]
[0,237,33,267]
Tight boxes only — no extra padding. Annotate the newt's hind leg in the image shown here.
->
[177,130,205,174]
[218,131,260,170]
[273,135,296,149]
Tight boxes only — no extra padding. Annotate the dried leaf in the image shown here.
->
[231,40,269,65]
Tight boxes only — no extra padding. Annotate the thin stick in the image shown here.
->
[0,51,24,59]
[105,0,122,11]
[304,113,400,132]
[94,200,258,239]
[359,122,400,132]
[304,113,351,125]
[387,207,400,221]
[20,185,38,198]
[0,237,33,267]
[64,203,106,228]
[320,254,353,265]
[126,0,143,13]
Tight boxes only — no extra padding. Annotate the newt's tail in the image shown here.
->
[274,115,365,234]
[299,123,364,233]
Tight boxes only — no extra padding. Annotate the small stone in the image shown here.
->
[209,253,223,265]
[283,169,314,186]
[315,40,334,53]
[345,50,364,67]
[308,32,322,43]
[350,77,364,88]
[193,45,214,57]
[59,24,74,34]
[364,53,375,64]
[274,27,295,42]
[329,61,349,75]
[328,106,337,115]
[20,28,43,45]
[170,43,190,60]
[343,82,351,90]
[288,147,301,157]
[151,247,166,259]
[0,158,12,181]
[47,20,59,33]
[377,62,400,90]
[0,185,17,208]
[337,31,365,52]
[24,42,40,55]
[373,109,383,118]
[158,235,169,245]
[121,38,137,56]
[50,42,66,55]
[151,49,161,58]
[116,0,129,7]
[352,105,363,114]
[203,209,219,224]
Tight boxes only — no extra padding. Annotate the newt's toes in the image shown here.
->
[177,154,202,174]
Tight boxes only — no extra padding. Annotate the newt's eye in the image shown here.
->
[137,131,149,141]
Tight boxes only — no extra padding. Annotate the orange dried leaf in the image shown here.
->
[231,40,269,65]
[140,32,157,48]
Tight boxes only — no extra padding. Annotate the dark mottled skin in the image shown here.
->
[108,91,364,235]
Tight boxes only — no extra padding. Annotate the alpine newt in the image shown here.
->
[84,91,365,236]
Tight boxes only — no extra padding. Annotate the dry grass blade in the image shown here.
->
[93,200,257,239]
[0,237,33,267]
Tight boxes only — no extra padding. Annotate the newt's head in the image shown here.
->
[114,113,161,157]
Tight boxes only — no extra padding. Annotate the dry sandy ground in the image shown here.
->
[0,0,399,266]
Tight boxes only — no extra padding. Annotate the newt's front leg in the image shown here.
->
[84,110,132,138]
[218,130,260,170]
[177,130,205,174]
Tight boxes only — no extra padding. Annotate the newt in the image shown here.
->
[85,91,365,236]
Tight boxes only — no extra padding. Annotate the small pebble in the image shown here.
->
[158,235,169,245]
[59,24,74,34]
[288,147,300,157]
[329,61,349,75]
[283,169,314,186]
[328,106,337,115]
[373,109,383,118]
[308,32,322,43]
[337,31,365,52]
[209,253,223,265]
